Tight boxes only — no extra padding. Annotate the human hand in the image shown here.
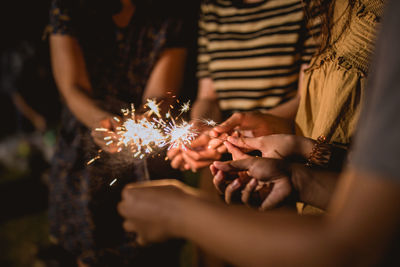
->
[209,111,294,139]
[91,116,120,153]
[225,134,315,159]
[117,179,196,245]
[167,125,223,172]
[211,155,292,211]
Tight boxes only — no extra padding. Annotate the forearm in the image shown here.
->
[191,98,222,123]
[267,95,300,120]
[50,35,111,129]
[291,163,340,210]
[61,85,111,129]
[177,196,332,267]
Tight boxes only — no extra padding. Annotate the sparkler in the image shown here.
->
[87,99,200,165]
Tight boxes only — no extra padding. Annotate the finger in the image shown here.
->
[216,144,227,154]
[136,234,148,246]
[224,178,242,204]
[170,154,185,169]
[226,136,260,151]
[210,113,243,137]
[210,164,218,176]
[260,178,291,211]
[213,170,227,194]
[184,148,220,161]
[208,138,224,149]
[208,133,229,149]
[182,152,213,172]
[123,220,137,232]
[184,163,190,171]
[213,158,255,173]
[241,178,258,205]
[167,148,181,160]
[189,133,210,149]
[224,141,249,160]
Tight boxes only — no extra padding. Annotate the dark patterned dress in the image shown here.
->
[47,0,188,265]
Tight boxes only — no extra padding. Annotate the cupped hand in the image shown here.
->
[211,155,292,211]
[117,179,196,245]
[91,116,121,153]
[168,128,223,172]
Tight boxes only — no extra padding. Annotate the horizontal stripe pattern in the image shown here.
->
[198,0,320,113]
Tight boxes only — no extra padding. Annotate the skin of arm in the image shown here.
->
[141,47,187,110]
[50,35,111,130]
[118,170,400,267]
[266,63,307,120]
[50,34,187,151]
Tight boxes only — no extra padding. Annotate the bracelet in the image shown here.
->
[305,135,332,167]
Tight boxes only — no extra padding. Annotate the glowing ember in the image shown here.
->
[110,178,117,186]
[145,99,161,118]
[179,100,191,116]
[165,121,197,150]
[203,119,217,127]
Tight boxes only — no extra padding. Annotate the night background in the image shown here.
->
[0,0,200,266]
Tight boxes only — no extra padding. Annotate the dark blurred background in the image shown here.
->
[0,1,200,266]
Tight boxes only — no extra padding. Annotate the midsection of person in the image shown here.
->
[198,0,318,115]
[295,0,385,145]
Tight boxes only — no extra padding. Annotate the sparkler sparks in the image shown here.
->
[145,99,161,118]
[179,100,191,116]
[87,99,199,164]
[203,119,217,127]
[165,121,197,150]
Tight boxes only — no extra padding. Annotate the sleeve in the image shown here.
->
[349,0,400,180]
[46,0,76,36]
[299,6,321,64]
[196,2,211,79]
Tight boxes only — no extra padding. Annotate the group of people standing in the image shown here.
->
[47,0,400,266]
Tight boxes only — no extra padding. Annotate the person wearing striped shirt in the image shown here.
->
[168,0,319,172]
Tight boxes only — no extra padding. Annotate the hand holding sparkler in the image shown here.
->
[167,119,224,172]
[91,116,122,153]
[211,145,292,211]
[209,111,294,139]
[87,99,200,165]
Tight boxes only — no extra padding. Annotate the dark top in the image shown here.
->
[47,0,190,265]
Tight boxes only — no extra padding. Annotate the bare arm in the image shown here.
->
[119,170,400,267]
[264,64,307,120]
[50,35,110,129]
[142,47,187,111]
[191,77,222,123]
[179,171,400,267]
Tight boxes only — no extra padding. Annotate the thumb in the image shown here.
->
[226,136,260,151]
[224,141,250,160]
[228,157,257,172]
[210,113,243,137]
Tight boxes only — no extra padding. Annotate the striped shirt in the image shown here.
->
[197,0,320,114]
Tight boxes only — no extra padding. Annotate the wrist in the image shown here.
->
[289,162,313,203]
[293,136,315,159]
[168,191,199,239]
